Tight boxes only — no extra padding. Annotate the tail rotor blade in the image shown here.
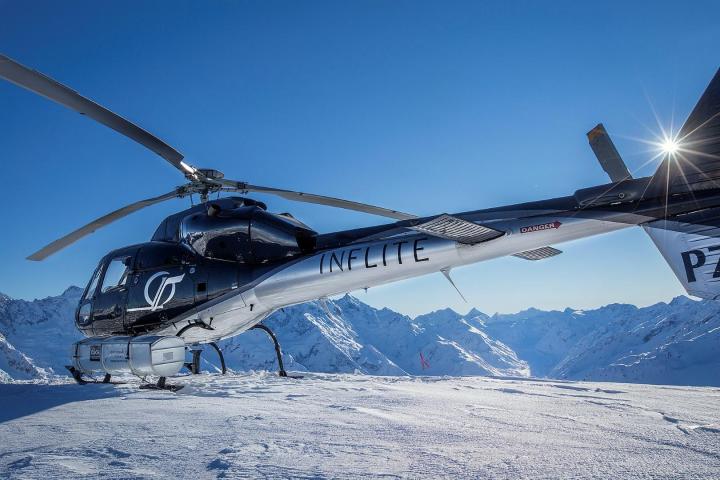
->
[586,123,632,182]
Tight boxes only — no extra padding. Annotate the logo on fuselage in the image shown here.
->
[127,271,185,312]
[318,237,431,275]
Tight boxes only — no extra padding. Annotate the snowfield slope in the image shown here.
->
[0,374,718,479]
[0,287,83,379]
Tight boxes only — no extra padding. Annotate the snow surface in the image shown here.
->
[1,373,718,478]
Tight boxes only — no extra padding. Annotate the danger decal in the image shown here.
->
[520,221,562,234]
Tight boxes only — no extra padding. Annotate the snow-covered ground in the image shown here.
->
[1,373,718,479]
[3,288,719,477]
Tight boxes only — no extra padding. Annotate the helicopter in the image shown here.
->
[2,53,720,389]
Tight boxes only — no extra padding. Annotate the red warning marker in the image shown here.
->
[420,352,430,370]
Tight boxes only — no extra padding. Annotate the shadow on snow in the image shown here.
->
[0,383,121,424]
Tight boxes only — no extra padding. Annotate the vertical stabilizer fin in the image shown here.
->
[648,68,720,194]
[587,123,632,182]
[643,217,720,300]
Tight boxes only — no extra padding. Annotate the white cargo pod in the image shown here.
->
[71,337,105,373]
[71,335,186,378]
[129,335,186,377]
[100,336,133,374]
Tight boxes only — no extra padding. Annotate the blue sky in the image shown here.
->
[0,1,718,316]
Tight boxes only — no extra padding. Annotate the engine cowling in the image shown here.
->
[573,179,650,207]
[180,204,317,263]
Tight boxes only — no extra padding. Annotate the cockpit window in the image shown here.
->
[83,265,103,301]
[101,256,131,293]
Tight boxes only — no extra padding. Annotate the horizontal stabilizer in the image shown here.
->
[410,214,504,244]
[512,246,562,261]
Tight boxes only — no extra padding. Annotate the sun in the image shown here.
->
[661,138,680,155]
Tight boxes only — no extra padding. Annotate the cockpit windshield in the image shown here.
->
[82,263,103,301]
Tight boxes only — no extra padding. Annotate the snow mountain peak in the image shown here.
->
[62,286,83,298]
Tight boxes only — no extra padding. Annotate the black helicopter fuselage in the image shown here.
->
[76,197,318,336]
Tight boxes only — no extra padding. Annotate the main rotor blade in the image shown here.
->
[27,189,183,261]
[0,54,191,175]
[221,180,418,220]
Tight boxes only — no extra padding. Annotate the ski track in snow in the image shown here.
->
[0,373,718,479]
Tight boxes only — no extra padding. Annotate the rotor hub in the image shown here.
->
[197,168,224,180]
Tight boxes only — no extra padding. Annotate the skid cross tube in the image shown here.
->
[66,366,88,385]
[182,343,227,375]
[190,349,201,374]
[176,321,213,337]
[178,322,225,375]
[250,324,287,377]
[208,341,227,374]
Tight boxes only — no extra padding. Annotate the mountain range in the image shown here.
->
[0,287,718,386]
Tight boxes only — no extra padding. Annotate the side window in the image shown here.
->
[100,257,131,293]
[137,245,189,270]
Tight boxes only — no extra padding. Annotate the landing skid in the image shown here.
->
[139,376,183,392]
[65,366,125,385]
[66,366,180,390]
[68,323,303,389]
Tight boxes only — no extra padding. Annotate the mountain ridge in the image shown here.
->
[0,287,717,386]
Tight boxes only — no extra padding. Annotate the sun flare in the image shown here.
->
[661,138,680,155]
